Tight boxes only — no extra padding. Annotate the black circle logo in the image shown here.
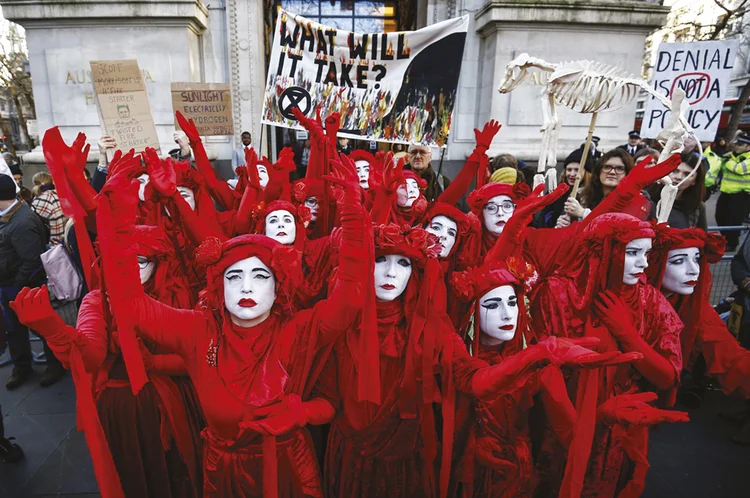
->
[279,86,312,120]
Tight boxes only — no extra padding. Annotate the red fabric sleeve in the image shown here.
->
[193,140,238,210]
[616,332,678,392]
[537,365,576,448]
[166,190,226,245]
[469,344,550,401]
[150,353,188,376]
[130,294,205,358]
[523,227,578,279]
[436,150,481,206]
[695,301,750,398]
[71,290,111,373]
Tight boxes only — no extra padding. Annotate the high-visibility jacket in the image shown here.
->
[717,150,750,194]
[704,146,723,188]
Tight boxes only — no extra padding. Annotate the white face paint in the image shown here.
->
[623,238,652,285]
[137,255,155,284]
[662,247,701,295]
[304,197,319,222]
[396,178,420,208]
[257,164,269,189]
[223,256,276,327]
[374,254,412,301]
[355,160,370,189]
[482,195,514,237]
[177,186,196,211]
[479,285,519,345]
[425,215,457,258]
[137,174,149,202]
[265,209,296,245]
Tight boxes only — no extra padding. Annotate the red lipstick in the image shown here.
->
[381,284,396,290]
[685,280,698,286]
[239,298,257,308]
[500,325,514,331]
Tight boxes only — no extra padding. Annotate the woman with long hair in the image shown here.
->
[647,152,707,229]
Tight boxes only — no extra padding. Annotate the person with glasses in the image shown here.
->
[565,149,646,221]
[406,144,451,202]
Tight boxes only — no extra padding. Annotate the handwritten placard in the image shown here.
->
[171,82,234,136]
[90,59,160,155]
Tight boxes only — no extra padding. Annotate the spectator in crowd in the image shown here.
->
[337,137,352,155]
[579,135,602,162]
[231,131,252,168]
[539,148,585,228]
[392,143,407,154]
[617,130,646,156]
[490,153,518,174]
[2,152,19,171]
[646,152,707,230]
[0,403,23,463]
[490,167,523,184]
[31,171,68,243]
[564,148,638,220]
[167,130,192,161]
[8,166,33,205]
[708,134,750,251]
[293,138,311,179]
[0,174,64,389]
[405,144,451,202]
[634,147,660,167]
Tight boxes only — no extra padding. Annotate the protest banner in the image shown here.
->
[642,40,739,142]
[90,59,160,156]
[171,83,234,136]
[262,10,469,147]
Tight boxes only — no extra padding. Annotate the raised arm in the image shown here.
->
[438,120,502,205]
[537,365,576,448]
[177,111,238,210]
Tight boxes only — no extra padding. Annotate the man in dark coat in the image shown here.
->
[617,130,647,156]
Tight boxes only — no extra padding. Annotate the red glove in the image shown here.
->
[145,150,177,197]
[474,119,502,152]
[325,153,361,205]
[9,286,69,338]
[175,110,200,147]
[539,336,642,368]
[593,290,678,391]
[292,107,326,145]
[597,392,689,427]
[240,395,335,436]
[382,155,406,193]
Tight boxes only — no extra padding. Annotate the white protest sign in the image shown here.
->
[642,40,739,142]
[262,10,469,147]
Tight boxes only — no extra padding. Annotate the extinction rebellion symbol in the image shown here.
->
[279,86,312,120]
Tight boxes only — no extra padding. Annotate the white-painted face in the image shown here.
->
[137,255,155,284]
[355,160,370,189]
[479,285,519,344]
[304,197,319,222]
[483,195,514,236]
[265,209,296,245]
[662,247,701,295]
[425,215,457,258]
[374,254,412,301]
[396,178,420,207]
[223,256,276,326]
[623,238,652,285]
[257,164,269,189]
[177,186,196,211]
[137,174,149,202]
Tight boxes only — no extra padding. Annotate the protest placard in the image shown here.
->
[262,10,469,147]
[171,83,234,136]
[90,59,160,155]
[641,40,739,142]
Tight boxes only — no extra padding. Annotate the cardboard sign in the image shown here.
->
[90,59,160,155]
[642,40,739,142]
[262,10,469,147]
[171,83,234,136]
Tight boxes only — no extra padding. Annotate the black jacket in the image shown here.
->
[0,201,46,288]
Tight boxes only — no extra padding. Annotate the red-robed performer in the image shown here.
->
[315,221,635,498]
[650,225,750,398]
[92,153,368,497]
[530,213,684,498]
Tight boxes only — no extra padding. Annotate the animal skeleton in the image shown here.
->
[497,53,691,189]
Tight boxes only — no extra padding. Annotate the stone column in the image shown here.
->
[429,0,669,165]
[0,0,211,163]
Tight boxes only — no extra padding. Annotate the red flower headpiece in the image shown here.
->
[291,178,326,204]
[424,201,480,237]
[402,170,428,190]
[133,225,173,259]
[652,224,725,264]
[348,149,376,165]
[580,213,655,256]
[254,199,312,231]
[467,181,531,215]
[173,159,201,190]
[197,234,303,311]
[451,256,538,301]
[373,223,442,264]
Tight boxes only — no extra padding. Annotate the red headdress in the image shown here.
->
[133,225,193,309]
[423,201,482,273]
[195,234,303,316]
[252,199,312,252]
[649,224,726,361]
[467,181,531,216]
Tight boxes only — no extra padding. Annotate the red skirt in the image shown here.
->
[201,426,322,497]
[97,382,198,498]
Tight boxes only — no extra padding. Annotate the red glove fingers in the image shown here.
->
[176,111,201,147]
[474,120,502,151]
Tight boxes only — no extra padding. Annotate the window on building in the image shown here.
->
[280,1,398,32]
